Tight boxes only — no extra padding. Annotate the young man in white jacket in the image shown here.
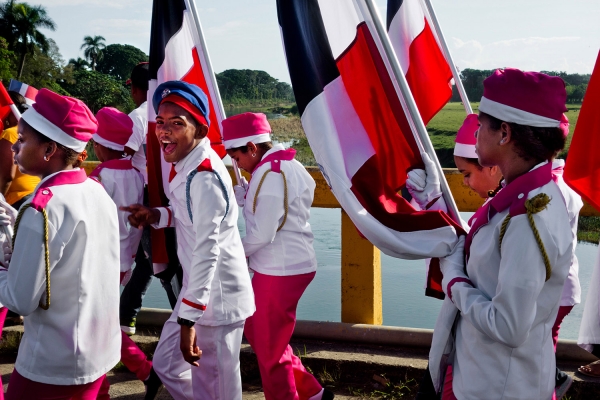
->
[123,80,254,400]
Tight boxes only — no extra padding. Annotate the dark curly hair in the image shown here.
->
[22,120,81,167]
[479,112,565,163]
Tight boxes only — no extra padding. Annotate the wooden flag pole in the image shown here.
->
[184,0,243,185]
[361,0,461,224]
[421,0,473,115]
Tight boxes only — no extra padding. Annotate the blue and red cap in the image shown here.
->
[153,81,210,127]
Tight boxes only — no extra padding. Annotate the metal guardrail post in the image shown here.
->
[340,210,383,325]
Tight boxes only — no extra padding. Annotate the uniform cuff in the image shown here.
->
[178,298,206,322]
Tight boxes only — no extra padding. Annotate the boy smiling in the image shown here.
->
[123,81,254,400]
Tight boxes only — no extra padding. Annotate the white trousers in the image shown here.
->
[153,305,244,400]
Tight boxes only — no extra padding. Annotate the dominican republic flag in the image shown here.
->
[8,79,38,106]
[0,84,17,131]
[148,0,226,270]
[277,0,462,298]
[387,0,452,125]
[564,50,600,212]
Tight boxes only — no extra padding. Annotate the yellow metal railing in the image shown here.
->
[82,161,600,325]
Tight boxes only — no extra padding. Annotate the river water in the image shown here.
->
[140,208,596,341]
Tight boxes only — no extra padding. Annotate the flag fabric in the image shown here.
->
[386,0,452,125]
[147,0,226,270]
[277,0,462,298]
[8,79,38,106]
[564,50,600,212]
[0,84,15,130]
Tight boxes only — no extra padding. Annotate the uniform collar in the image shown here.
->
[30,168,88,211]
[169,138,209,190]
[251,144,296,174]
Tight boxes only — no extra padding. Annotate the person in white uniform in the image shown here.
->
[423,69,574,400]
[0,88,121,399]
[122,80,254,400]
[224,112,332,400]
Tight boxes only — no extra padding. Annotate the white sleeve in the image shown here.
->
[177,171,227,322]
[152,206,174,229]
[126,113,146,152]
[0,209,62,315]
[449,214,555,348]
[242,172,285,257]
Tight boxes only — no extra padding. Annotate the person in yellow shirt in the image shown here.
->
[0,91,40,209]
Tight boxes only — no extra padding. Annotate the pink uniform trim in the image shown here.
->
[446,277,473,302]
[30,169,88,211]
[251,148,296,174]
[182,298,207,311]
[89,159,134,178]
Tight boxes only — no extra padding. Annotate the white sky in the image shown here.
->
[40,0,600,83]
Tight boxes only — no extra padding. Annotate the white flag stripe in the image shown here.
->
[387,0,426,74]
[156,10,196,87]
[317,0,363,60]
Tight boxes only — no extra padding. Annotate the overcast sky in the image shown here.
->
[40,0,600,83]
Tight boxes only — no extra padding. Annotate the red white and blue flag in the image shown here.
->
[387,0,452,124]
[277,0,461,297]
[147,0,226,270]
[8,79,38,106]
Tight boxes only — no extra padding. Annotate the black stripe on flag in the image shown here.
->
[149,0,186,79]
[386,0,404,30]
[277,0,339,116]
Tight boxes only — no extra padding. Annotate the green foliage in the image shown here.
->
[0,1,56,79]
[0,36,13,81]
[61,70,133,113]
[68,57,89,71]
[18,38,73,91]
[578,216,600,245]
[80,35,105,71]
[96,44,148,82]
[216,69,294,104]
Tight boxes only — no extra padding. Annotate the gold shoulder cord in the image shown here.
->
[12,204,51,310]
[252,169,289,232]
[498,193,552,281]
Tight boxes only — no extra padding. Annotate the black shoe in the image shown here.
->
[144,367,163,400]
[555,373,573,400]
[322,388,335,400]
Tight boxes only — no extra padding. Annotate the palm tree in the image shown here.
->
[68,57,89,71]
[4,1,56,79]
[80,35,106,71]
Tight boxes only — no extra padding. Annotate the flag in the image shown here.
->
[147,0,226,269]
[564,50,600,212]
[8,79,38,106]
[277,0,462,298]
[0,84,15,129]
[387,0,452,125]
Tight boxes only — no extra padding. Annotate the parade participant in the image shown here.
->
[121,62,182,337]
[424,69,573,400]
[224,112,332,400]
[0,91,39,209]
[0,88,121,399]
[90,107,163,400]
[453,114,503,199]
[122,80,255,400]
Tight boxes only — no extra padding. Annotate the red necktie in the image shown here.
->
[168,164,177,183]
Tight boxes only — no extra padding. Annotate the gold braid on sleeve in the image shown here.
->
[12,204,51,310]
[498,193,552,282]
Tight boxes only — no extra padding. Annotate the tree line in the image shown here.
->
[452,68,590,104]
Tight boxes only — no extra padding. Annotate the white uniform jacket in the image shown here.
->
[90,159,144,272]
[0,169,121,385]
[154,138,254,325]
[552,159,582,306]
[243,144,317,276]
[432,161,573,400]
[127,102,148,184]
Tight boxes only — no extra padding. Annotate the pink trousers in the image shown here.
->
[552,305,574,351]
[5,369,105,400]
[96,330,152,398]
[0,307,7,400]
[244,271,322,400]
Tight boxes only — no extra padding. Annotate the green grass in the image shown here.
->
[578,216,600,245]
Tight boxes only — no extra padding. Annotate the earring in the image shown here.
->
[252,153,256,157]
[44,156,49,161]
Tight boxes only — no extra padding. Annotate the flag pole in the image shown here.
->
[184,0,243,185]
[361,0,461,224]
[421,0,473,115]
